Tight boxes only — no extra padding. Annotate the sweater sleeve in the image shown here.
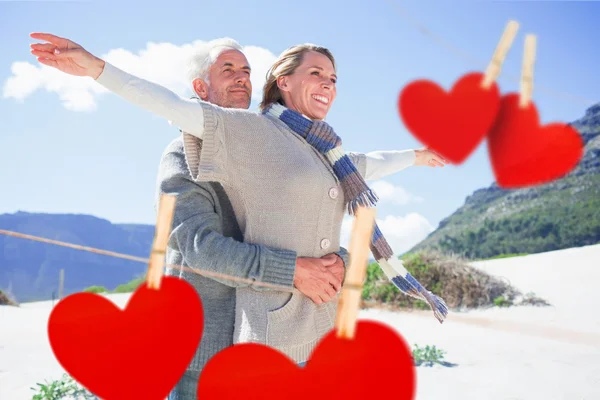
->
[349,150,416,181]
[157,143,297,290]
[364,150,416,180]
[95,62,205,138]
[334,246,349,269]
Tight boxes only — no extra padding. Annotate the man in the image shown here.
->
[154,38,348,400]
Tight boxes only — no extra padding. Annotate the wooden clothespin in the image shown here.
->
[481,20,520,89]
[335,207,377,340]
[146,194,177,290]
[519,34,537,108]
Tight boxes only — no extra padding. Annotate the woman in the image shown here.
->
[29,33,449,366]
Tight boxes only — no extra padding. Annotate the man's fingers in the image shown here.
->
[320,254,338,266]
[319,292,332,304]
[326,271,342,292]
[323,284,337,300]
[312,294,324,305]
[331,268,345,285]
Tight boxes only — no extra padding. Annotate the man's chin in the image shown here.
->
[222,97,251,110]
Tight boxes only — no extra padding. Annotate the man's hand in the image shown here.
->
[294,256,342,305]
[320,253,345,285]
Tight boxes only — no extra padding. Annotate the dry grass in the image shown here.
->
[361,250,549,311]
[0,289,18,307]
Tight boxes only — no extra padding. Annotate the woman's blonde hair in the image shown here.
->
[259,44,336,111]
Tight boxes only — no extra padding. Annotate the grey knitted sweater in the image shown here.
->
[95,61,417,395]
[178,101,369,364]
[156,136,349,399]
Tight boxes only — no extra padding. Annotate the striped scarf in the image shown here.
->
[264,103,448,323]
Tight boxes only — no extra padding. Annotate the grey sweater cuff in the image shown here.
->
[259,247,297,289]
[334,247,349,269]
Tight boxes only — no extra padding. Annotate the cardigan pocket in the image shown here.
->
[265,292,320,349]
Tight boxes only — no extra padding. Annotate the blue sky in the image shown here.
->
[1,0,598,252]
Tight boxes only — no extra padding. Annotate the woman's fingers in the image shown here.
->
[31,49,57,60]
[37,57,58,68]
[431,158,445,167]
[422,148,449,165]
[53,48,81,58]
[30,43,57,53]
[431,150,449,164]
[30,32,67,46]
[29,32,82,53]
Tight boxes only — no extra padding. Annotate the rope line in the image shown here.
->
[3,229,600,348]
[384,0,597,107]
[0,229,297,294]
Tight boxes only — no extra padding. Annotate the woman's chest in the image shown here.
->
[232,129,341,203]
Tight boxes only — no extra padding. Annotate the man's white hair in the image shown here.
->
[186,37,245,93]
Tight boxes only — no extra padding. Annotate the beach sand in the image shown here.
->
[2,244,599,399]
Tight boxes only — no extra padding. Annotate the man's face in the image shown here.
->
[204,49,252,109]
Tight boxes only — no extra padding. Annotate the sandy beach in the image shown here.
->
[2,244,599,399]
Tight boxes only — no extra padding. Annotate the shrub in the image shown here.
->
[412,344,447,366]
[0,289,18,306]
[81,286,108,294]
[30,373,97,399]
[361,250,549,310]
[112,276,144,293]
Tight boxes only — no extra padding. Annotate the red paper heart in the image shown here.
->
[48,276,203,400]
[487,94,584,188]
[197,320,416,400]
[398,72,501,164]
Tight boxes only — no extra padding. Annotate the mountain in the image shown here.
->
[411,103,600,259]
[0,212,154,302]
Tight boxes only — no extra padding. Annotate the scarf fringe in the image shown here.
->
[378,257,448,324]
[348,189,379,215]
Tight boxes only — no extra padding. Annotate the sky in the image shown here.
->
[1,0,598,254]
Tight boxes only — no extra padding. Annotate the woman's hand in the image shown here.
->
[29,32,105,79]
[414,148,449,168]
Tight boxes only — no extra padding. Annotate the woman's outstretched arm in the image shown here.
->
[29,32,205,138]
[364,148,448,180]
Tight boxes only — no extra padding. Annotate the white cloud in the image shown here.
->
[370,180,423,206]
[3,61,105,111]
[340,212,434,255]
[242,45,278,100]
[3,40,277,111]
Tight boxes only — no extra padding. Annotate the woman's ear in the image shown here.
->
[192,78,209,100]
[276,76,289,92]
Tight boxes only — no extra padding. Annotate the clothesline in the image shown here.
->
[384,0,597,108]
[0,228,299,294]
